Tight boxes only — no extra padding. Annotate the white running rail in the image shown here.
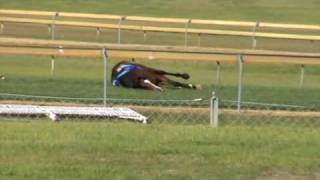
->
[0,104,147,123]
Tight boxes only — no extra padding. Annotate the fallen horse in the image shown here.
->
[111,61,201,91]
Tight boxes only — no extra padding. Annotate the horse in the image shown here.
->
[111,61,201,91]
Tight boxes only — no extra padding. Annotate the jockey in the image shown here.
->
[112,63,138,86]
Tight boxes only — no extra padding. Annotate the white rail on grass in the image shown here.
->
[0,104,147,123]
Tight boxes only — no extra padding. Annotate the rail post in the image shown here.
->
[237,55,244,112]
[47,24,51,36]
[58,45,64,54]
[118,16,126,44]
[51,56,55,76]
[96,27,101,37]
[252,21,260,49]
[143,31,147,43]
[102,48,108,107]
[197,33,201,47]
[210,92,219,128]
[0,23,4,34]
[50,12,59,40]
[184,19,192,47]
[299,64,305,88]
[216,61,221,86]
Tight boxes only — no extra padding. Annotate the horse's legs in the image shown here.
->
[139,79,163,92]
[166,78,201,90]
[137,64,190,80]
[157,71,190,80]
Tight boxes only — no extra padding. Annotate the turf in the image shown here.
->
[0,120,320,180]
[1,55,320,108]
[1,0,320,24]
[1,0,320,53]
[1,1,320,179]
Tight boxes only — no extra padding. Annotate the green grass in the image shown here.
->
[1,1,320,179]
[2,20,320,53]
[1,0,320,24]
[0,120,320,180]
[1,55,320,108]
[2,0,320,53]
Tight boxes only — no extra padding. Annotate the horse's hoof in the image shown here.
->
[155,86,164,92]
[194,84,202,90]
[181,73,190,80]
[0,75,5,80]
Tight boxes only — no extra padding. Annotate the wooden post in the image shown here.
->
[51,56,55,76]
[237,55,244,112]
[216,61,221,86]
[51,12,59,40]
[299,64,305,88]
[47,24,51,36]
[198,33,201,47]
[310,40,315,53]
[102,48,108,106]
[0,23,4,34]
[143,31,147,43]
[118,16,126,44]
[184,19,192,47]
[252,21,260,49]
[210,92,219,128]
[96,27,101,37]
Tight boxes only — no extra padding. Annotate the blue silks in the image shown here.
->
[112,64,137,86]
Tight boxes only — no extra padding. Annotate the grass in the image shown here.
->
[1,0,320,53]
[2,21,320,53]
[0,0,320,24]
[0,120,320,180]
[1,1,320,179]
[1,55,320,108]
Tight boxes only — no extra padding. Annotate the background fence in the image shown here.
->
[1,9,320,52]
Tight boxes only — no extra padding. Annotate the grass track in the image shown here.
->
[1,0,320,24]
[1,1,320,179]
[0,120,320,180]
[1,55,320,107]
